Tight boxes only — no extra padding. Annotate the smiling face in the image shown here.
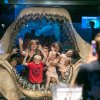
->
[48,51,57,60]
[51,42,61,52]
[66,50,73,57]
[28,40,38,50]
[33,55,42,64]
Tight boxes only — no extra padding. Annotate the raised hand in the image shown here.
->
[11,48,18,55]
[25,49,29,57]
[19,38,23,45]
[28,52,34,58]
[38,44,43,51]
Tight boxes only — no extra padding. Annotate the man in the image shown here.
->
[75,32,100,100]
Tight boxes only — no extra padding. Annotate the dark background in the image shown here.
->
[0,0,100,43]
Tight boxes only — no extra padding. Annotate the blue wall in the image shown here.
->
[73,23,92,43]
[73,23,100,43]
[0,4,100,43]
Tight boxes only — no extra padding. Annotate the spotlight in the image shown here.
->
[1,24,5,28]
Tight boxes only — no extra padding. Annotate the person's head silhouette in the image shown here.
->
[89,21,95,28]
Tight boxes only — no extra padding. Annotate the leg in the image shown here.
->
[55,77,60,85]
[46,75,51,90]
[61,72,66,79]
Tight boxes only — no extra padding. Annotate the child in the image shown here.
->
[58,54,71,80]
[9,57,25,75]
[8,48,25,75]
[66,49,73,58]
[51,42,62,53]
[22,45,47,90]
[58,50,73,79]
[45,50,60,90]
[9,57,18,68]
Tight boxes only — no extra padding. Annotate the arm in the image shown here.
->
[46,60,55,67]
[26,52,33,63]
[7,48,18,60]
[45,58,50,66]
[38,44,47,63]
[22,50,29,66]
[55,54,60,66]
[19,38,25,56]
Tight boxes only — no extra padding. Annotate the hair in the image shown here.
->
[51,42,62,52]
[34,55,42,60]
[67,49,74,53]
[9,57,18,63]
[28,39,38,50]
[94,32,100,61]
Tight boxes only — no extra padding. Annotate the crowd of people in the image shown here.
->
[8,36,73,92]
[8,30,100,100]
